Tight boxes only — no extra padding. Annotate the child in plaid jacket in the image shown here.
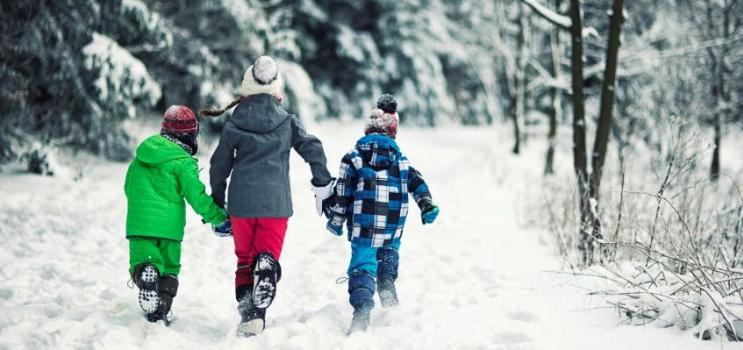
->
[326,94,440,334]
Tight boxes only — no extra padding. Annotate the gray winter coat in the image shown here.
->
[209,94,332,218]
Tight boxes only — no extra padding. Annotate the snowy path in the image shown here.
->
[0,124,730,349]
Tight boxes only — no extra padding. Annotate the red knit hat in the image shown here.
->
[365,109,399,139]
[364,94,399,138]
[162,105,198,134]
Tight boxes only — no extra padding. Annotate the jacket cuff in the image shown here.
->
[329,213,345,227]
[311,177,332,187]
[211,193,225,208]
[416,196,434,210]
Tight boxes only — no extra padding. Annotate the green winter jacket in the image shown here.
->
[125,135,227,241]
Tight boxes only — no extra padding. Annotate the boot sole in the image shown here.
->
[252,278,276,309]
[252,255,278,309]
[138,266,160,315]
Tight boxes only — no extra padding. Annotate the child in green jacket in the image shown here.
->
[124,105,230,324]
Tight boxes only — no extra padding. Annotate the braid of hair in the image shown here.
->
[199,96,246,117]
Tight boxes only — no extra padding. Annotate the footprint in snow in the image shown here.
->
[492,331,532,345]
[507,309,539,323]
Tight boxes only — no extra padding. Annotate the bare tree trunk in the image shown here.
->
[508,93,521,154]
[707,1,721,181]
[587,0,625,264]
[510,4,529,155]
[520,13,532,146]
[711,113,721,180]
[568,0,591,265]
[710,0,733,181]
[544,0,562,175]
[519,0,626,265]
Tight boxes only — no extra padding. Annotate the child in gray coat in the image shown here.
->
[203,55,333,337]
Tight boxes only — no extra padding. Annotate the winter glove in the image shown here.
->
[212,220,233,237]
[311,180,335,216]
[421,203,439,225]
[326,220,343,236]
[321,193,337,219]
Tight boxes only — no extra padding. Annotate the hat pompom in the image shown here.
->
[376,94,397,114]
[252,55,279,85]
[241,55,283,97]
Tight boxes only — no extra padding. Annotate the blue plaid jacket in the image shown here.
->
[328,134,432,247]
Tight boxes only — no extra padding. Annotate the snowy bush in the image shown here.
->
[521,117,743,341]
[24,144,58,177]
[585,261,743,341]
[83,33,162,118]
[280,59,328,121]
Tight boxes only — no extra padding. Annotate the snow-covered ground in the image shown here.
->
[0,123,735,349]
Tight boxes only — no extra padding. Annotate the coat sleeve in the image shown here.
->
[209,125,234,208]
[408,165,433,209]
[328,153,358,229]
[124,162,133,196]
[179,159,228,225]
[290,115,332,186]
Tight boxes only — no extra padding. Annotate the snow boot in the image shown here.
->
[236,286,266,337]
[133,264,161,317]
[252,252,281,309]
[347,271,375,334]
[376,248,399,308]
[148,275,178,326]
[348,307,372,335]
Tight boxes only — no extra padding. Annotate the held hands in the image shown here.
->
[212,219,233,237]
[321,193,337,218]
[421,203,440,225]
[311,180,335,217]
[326,221,343,236]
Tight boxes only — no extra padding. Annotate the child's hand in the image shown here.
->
[212,220,233,237]
[321,193,336,218]
[421,204,439,225]
[326,221,343,236]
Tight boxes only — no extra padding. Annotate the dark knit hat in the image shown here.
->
[162,105,198,134]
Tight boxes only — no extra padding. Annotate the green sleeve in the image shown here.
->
[177,158,228,225]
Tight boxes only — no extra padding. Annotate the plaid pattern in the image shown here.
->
[329,134,432,248]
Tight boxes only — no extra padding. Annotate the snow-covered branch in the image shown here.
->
[519,0,571,30]
[83,33,162,114]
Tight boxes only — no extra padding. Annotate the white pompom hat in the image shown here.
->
[240,55,283,97]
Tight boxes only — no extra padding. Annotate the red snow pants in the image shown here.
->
[232,217,289,289]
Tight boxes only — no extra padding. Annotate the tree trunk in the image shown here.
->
[544,0,562,175]
[587,0,625,264]
[519,12,531,146]
[710,0,732,181]
[711,113,721,180]
[509,92,522,154]
[568,0,591,265]
[510,4,529,155]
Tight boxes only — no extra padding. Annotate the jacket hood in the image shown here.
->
[230,94,289,133]
[135,135,191,164]
[355,134,401,169]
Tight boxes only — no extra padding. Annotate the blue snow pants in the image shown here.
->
[347,240,401,277]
